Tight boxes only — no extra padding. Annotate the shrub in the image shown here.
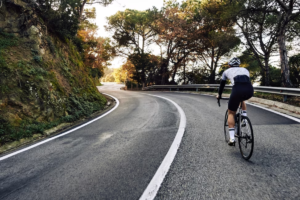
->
[45,36,56,54]
[33,55,43,63]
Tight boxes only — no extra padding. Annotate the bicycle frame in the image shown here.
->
[218,98,254,160]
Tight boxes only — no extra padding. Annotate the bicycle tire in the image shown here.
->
[224,110,230,143]
[238,116,254,160]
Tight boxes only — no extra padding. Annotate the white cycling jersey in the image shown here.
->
[221,67,250,85]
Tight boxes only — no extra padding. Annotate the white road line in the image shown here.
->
[0,93,119,161]
[139,94,187,200]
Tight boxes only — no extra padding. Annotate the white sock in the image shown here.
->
[242,110,247,116]
[229,128,235,140]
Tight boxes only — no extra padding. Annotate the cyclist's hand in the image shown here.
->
[216,95,220,99]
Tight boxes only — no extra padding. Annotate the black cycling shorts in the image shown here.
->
[228,83,253,111]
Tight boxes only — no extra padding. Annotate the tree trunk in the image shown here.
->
[171,64,179,84]
[160,60,167,85]
[209,70,215,84]
[79,0,87,21]
[278,26,292,87]
[264,57,270,86]
[183,58,186,84]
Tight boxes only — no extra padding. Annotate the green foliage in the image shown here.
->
[66,93,106,121]
[268,66,281,86]
[289,54,300,87]
[0,30,18,50]
[178,68,211,84]
[72,37,84,52]
[90,67,103,78]
[106,8,158,50]
[33,55,43,63]
[128,52,158,84]
[238,50,261,83]
[0,30,18,66]
[0,90,106,144]
[258,66,281,86]
[45,36,56,54]
[41,8,80,40]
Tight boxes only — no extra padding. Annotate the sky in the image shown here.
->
[88,0,165,38]
[86,0,179,68]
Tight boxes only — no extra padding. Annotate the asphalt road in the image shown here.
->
[0,83,180,200]
[151,92,300,200]
[0,83,299,200]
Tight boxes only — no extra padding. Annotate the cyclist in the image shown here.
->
[216,57,254,146]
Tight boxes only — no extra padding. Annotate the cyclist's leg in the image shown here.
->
[241,83,254,116]
[242,101,247,116]
[228,109,236,128]
[227,87,240,143]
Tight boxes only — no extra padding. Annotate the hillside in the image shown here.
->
[0,0,106,144]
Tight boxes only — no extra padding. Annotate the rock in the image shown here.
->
[28,25,43,53]
[32,134,42,139]
[44,123,71,136]
[40,48,45,55]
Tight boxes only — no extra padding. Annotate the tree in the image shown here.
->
[106,8,159,87]
[273,0,300,87]
[238,50,261,84]
[155,1,205,84]
[235,0,278,86]
[112,60,136,84]
[78,0,114,21]
[232,0,300,86]
[78,27,115,81]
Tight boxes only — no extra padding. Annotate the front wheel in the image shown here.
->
[238,116,254,160]
[224,110,230,143]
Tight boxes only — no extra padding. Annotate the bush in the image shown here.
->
[33,55,43,63]
[45,36,57,54]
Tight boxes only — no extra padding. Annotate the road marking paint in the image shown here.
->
[0,93,119,161]
[139,94,187,200]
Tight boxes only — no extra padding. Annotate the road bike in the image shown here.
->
[218,98,254,160]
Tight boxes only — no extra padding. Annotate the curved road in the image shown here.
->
[0,82,299,199]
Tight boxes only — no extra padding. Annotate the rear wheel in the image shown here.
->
[238,116,254,160]
[224,110,230,143]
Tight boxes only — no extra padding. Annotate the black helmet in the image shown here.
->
[228,57,241,67]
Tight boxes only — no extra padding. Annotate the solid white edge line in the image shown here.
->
[139,94,187,200]
[0,93,119,161]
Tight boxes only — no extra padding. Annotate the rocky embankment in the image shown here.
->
[0,0,106,145]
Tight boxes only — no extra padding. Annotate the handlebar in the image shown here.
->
[217,97,230,107]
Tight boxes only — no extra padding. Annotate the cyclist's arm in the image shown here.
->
[218,72,227,98]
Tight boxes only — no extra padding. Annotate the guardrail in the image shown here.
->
[143,84,300,97]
